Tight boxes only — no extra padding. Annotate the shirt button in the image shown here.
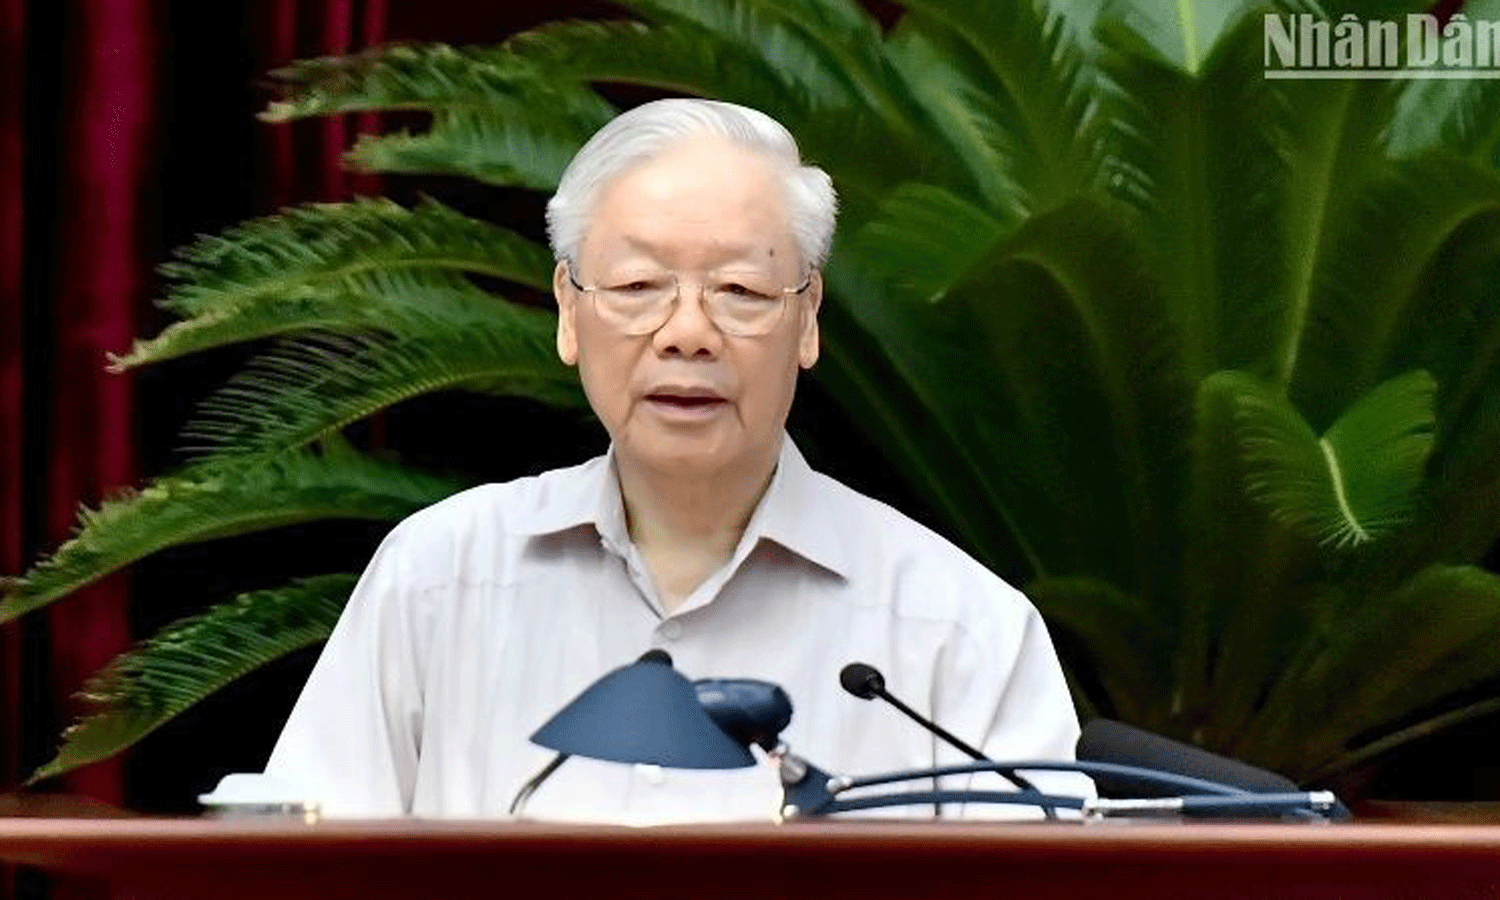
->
[635,764,667,786]
[659,620,683,640]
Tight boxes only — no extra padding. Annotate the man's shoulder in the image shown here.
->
[800,465,1031,624]
[388,455,604,545]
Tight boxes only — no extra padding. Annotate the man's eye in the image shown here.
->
[719,282,772,298]
[611,280,660,293]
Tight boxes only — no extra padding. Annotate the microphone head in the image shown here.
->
[839,662,885,700]
[694,679,793,751]
[1078,719,1299,797]
[637,649,673,666]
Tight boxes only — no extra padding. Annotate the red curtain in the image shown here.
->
[262,0,387,208]
[39,0,161,808]
[0,0,24,800]
[0,0,388,808]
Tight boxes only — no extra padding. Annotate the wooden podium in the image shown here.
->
[2,818,1500,899]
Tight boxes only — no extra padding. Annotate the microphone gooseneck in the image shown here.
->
[838,661,987,762]
[837,661,1051,816]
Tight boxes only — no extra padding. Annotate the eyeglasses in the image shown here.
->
[566,261,813,337]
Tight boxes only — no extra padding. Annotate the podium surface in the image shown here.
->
[2,817,1499,899]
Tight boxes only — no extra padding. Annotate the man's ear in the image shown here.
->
[554,259,578,365]
[797,269,822,369]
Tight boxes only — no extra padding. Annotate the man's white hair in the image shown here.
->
[546,98,837,269]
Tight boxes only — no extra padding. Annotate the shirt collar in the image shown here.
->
[516,434,850,580]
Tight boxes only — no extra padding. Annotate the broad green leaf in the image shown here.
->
[1236,370,1435,549]
[32,575,352,781]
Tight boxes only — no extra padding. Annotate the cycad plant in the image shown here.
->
[6,0,1500,787]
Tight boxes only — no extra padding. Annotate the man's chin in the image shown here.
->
[617,430,749,478]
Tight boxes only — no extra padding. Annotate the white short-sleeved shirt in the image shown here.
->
[264,435,1088,822]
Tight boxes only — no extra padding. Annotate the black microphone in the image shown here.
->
[839,661,989,761]
[1077,719,1298,799]
[509,649,673,815]
[838,661,1048,813]
[694,679,792,751]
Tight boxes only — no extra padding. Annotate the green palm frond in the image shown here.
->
[1101,0,1259,74]
[262,44,615,189]
[1385,0,1500,162]
[895,0,1105,211]
[507,16,923,212]
[1288,155,1500,429]
[1388,80,1500,164]
[833,195,1189,593]
[262,42,611,124]
[140,196,551,321]
[32,574,353,782]
[845,183,1015,301]
[1100,7,1307,379]
[613,0,869,110]
[343,112,586,189]
[1235,370,1436,549]
[506,18,809,116]
[1173,371,1319,734]
[883,17,1034,209]
[1265,80,1403,388]
[122,261,553,373]
[182,306,584,459]
[0,447,459,623]
[1245,564,1500,778]
[635,0,919,132]
[1027,575,1171,726]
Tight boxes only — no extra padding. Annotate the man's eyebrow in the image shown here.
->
[614,234,777,266]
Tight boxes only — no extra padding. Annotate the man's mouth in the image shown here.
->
[647,394,724,407]
[643,388,728,417]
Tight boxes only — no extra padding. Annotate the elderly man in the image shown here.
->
[264,98,1085,822]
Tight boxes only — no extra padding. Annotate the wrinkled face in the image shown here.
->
[554,135,821,480]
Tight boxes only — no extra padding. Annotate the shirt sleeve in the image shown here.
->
[931,587,1094,818]
[263,522,430,816]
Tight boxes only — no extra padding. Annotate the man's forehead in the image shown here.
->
[598,139,783,209]
[581,139,798,266]
[590,231,787,266]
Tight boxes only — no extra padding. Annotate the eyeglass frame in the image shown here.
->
[563,259,816,337]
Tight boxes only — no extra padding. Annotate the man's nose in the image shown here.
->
[651,280,722,357]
